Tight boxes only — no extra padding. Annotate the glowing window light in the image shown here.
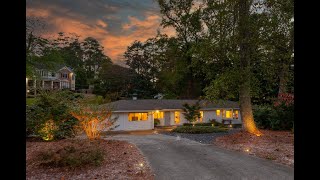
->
[216,110,221,116]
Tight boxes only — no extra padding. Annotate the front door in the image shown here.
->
[164,112,171,126]
[174,111,180,124]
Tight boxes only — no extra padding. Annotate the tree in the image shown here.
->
[26,17,61,77]
[82,37,111,81]
[71,103,117,140]
[182,101,201,124]
[237,0,261,135]
[157,0,204,98]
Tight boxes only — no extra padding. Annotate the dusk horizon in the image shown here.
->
[26,0,175,66]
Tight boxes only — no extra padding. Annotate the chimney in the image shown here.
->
[132,93,137,100]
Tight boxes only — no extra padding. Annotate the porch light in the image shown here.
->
[27,90,30,93]
[229,124,233,128]
[139,163,144,167]
[156,110,159,113]
[245,148,250,152]
[211,124,214,127]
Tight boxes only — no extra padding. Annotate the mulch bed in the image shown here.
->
[159,128,241,144]
[214,130,294,167]
[26,138,155,180]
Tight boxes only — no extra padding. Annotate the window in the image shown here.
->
[51,72,55,77]
[128,113,148,121]
[61,73,68,78]
[61,82,70,89]
[199,111,203,122]
[233,110,239,119]
[41,70,48,77]
[223,110,232,118]
[216,110,221,116]
[154,111,163,119]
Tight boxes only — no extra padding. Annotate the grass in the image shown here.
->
[172,126,229,134]
[26,98,37,105]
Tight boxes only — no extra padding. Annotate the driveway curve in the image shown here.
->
[107,134,293,180]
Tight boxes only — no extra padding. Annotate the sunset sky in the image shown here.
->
[26,0,175,66]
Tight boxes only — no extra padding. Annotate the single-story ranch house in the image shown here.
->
[105,99,242,131]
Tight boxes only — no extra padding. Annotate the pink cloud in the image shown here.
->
[26,7,176,64]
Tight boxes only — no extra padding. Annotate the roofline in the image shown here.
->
[112,108,240,113]
[59,66,74,73]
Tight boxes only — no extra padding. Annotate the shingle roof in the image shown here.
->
[105,99,239,111]
[34,63,74,73]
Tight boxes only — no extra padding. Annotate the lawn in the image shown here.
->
[26,98,37,105]
[214,130,294,167]
[26,138,154,180]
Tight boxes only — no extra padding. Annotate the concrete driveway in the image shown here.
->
[106,134,294,180]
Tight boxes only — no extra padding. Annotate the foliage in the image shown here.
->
[183,123,213,127]
[172,126,228,134]
[181,101,201,123]
[26,90,81,140]
[71,102,118,140]
[253,102,293,130]
[81,95,110,105]
[26,98,37,106]
[154,118,161,126]
[38,140,104,168]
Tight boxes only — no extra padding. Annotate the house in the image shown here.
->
[105,99,242,131]
[26,65,76,96]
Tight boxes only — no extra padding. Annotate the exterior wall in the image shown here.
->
[110,112,154,131]
[109,108,242,131]
[203,111,214,122]
[204,109,242,124]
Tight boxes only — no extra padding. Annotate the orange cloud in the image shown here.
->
[26,7,176,64]
[96,20,108,28]
[26,8,50,18]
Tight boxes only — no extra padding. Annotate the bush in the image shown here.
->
[26,90,81,140]
[253,103,293,130]
[172,126,228,134]
[183,123,213,126]
[38,140,104,168]
[154,118,160,126]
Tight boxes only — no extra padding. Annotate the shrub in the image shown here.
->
[26,90,81,140]
[38,140,104,168]
[172,126,228,134]
[182,101,201,123]
[253,103,294,130]
[71,103,118,140]
[183,123,213,126]
[154,118,160,126]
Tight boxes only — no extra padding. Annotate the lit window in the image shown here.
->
[128,113,148,121]
[216,110,221,116]
[199,111,203,122]
[154,111,163,119]
[224,110,232,118]
[233,110,239,119]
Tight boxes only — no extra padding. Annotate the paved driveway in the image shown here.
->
[106,134,294,180]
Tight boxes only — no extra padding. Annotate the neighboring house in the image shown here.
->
[105,99,241,131]
[26,65,76,95]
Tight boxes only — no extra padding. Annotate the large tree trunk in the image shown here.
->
[238,0,261,135]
